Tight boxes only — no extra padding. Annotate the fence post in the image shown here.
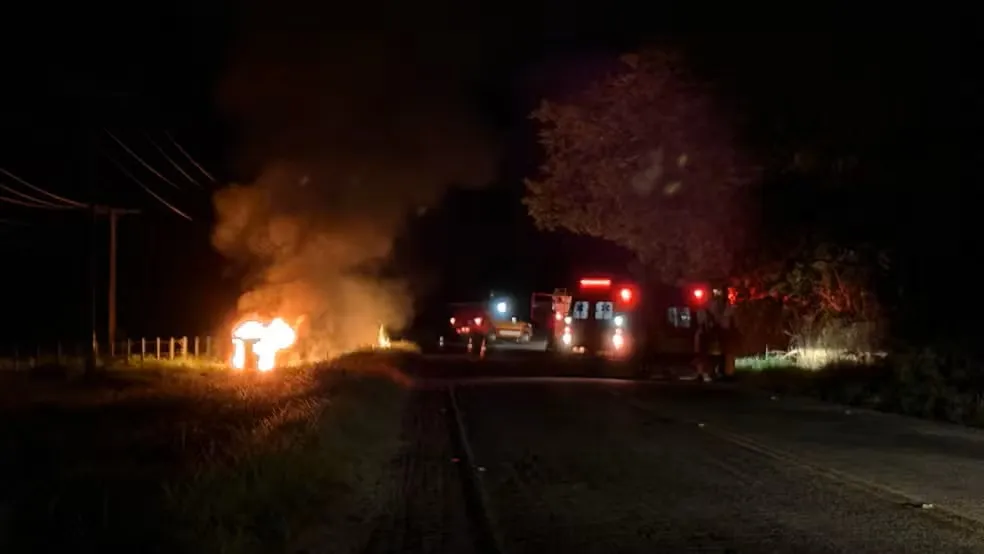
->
[141,338,146,367]
[194,336,200,358]
[181,336,188,359]
[156,337,161,360]
[169,337,175,360]
[125,339,132,365]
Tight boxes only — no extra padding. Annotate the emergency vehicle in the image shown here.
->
[544,276,736,374]
[545,277,639,357]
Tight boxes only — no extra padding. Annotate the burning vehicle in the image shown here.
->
[230,317,297,371]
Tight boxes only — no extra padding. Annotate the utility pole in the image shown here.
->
[73,82,134,375]
[95,206,140,358]
[87,204,98,375]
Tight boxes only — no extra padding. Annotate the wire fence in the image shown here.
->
[0,336,225,371]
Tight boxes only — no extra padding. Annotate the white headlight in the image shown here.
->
[564,316,572,324]
[614,315,624,326]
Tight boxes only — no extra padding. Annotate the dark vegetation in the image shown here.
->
[737,350,984,429]
[0,355,410,554]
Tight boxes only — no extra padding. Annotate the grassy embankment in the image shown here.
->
[736,348,984,427]
[0,352,412,554]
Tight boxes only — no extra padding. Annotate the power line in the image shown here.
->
[106,156,193,221]
[104,129,181,190]
[165,131,215,183]
[0,182,76,209]
[146,133,201,187]
[0,166,89,207]
[0,195,67,209]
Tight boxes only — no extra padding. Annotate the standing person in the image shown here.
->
[694,321,712,382]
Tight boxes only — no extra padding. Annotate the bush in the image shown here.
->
[737,347,984,427]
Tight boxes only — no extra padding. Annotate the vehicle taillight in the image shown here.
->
[474,317,483,325]
[580,278,611,288]
[619,288,632,301]
[450,317,456,325]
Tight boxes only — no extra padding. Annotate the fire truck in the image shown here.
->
[543,276,737,375]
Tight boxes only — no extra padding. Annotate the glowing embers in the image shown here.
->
[231,317,297,371]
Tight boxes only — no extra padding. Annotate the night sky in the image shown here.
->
[1,8,981,346]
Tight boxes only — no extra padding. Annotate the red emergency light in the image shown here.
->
[692,287,706,301]
[580,278,611,288]
[619,287,632,302]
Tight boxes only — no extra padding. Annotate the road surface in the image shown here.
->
[367,357,984,553]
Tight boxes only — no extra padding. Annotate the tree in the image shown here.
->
[742,240,890,350]
[524,50,759,283]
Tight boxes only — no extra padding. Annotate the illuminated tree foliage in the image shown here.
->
[524,50,759,283]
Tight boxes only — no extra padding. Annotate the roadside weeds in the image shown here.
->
[0,358,410,554]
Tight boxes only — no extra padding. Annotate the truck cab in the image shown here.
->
[447,303,491,346]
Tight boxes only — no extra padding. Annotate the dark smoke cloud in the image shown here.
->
[212,5,503,357]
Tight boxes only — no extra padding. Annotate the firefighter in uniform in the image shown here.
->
[694,288,737,381]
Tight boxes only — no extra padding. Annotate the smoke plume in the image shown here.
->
[212,10,501,358]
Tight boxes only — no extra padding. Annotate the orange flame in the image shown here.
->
[231,317,297,371]
[377,324,391,349]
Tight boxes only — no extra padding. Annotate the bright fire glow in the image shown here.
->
[377,324,391,349]
[231,317,297,371]
[580,278,611,287]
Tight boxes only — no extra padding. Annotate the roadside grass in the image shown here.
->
[735,349,984,428]
[0,353,410,554]
[0,354,229,377]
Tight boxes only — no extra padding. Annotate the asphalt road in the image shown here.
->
[461,380,984,553]
[375,364,984,553]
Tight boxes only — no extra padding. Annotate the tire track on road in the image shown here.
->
[363,389,475,554]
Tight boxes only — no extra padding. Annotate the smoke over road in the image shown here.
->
[210,9,501,358]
